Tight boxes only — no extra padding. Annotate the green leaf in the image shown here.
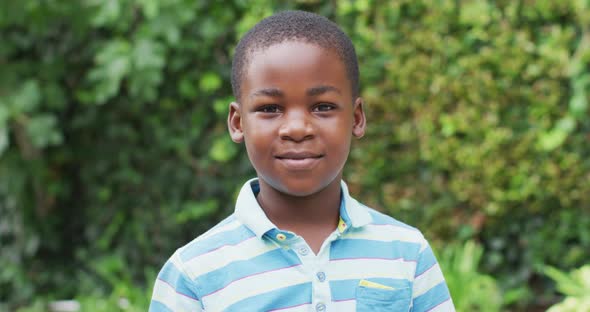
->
[11,80,41,114]
[213,97,233,116]
[555,117,576,133]
[543,265,587,297]
[0,103,9,126]
[355,0,370,11]
[25,114,63,149]
[138,0,159,20]
[440,115,456,137]
[460,0,492,26]
[0,126,8,156]
[175,200,218,224]
[86,39,131,104]
[179,76,198,99]
[97,212,125,251]
[90,0,121,27]
[209,136,238,162]
[538,117,576,151]
[569,92,588,118]
[133,39,165,70]
[199,72,222,92]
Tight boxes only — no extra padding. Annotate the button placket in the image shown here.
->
[312,237,334,312]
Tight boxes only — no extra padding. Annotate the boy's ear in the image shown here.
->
[352,97,366,138]
[227,102,244,143]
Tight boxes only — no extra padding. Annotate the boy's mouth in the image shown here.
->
[275,152,323,170]
[276,151,323,159]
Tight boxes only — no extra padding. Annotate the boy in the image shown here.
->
[150,10,454,312]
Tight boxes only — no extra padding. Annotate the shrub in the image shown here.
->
[438,240,502,311]
[544,264,590,312]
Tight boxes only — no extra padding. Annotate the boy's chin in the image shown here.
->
[259,176,339,198]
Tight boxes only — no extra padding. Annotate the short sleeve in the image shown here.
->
[149,252,203,312]
[411,239,455,311]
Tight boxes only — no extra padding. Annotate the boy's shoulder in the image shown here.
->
[167,213,262,278]
[174,214,250,259]
[351,198,426,240]
[363,203,421,232]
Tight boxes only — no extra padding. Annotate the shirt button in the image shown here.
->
[276,233,287,241]
[338,219,347,232]
[316,303,326,312]
[297,246,309,256]
[316,271,326,282]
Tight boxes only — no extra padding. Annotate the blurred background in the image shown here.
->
[1,0,589,311]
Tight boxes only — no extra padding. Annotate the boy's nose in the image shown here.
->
[278,111,314,142]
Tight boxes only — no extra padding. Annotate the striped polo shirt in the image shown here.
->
[150,178,454,311]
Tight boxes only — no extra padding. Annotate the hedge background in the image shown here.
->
[1,0,589,311]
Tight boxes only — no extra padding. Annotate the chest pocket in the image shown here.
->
[355,280,411,312]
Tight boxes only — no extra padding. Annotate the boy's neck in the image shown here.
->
[256,177,342,243]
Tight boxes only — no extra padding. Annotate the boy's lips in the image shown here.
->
[275,152,324,170]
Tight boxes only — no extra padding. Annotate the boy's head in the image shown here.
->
[231,10,359,102]
[228,10,366,197]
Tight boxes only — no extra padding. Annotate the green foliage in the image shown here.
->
[342,0,590,304]
[439,240,502,311]
[0,0,257,307]
[544,264,590,312]
[1,0,589,310]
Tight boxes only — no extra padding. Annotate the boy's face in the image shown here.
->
[228,41,366,197]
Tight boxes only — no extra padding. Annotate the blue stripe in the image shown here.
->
[148,300,173,312]
[415,245,437,276]
[330,278,411,301]
[330,279,357,301]
[412,281,451,311]
[250,180,260,194]
[197,248,302,296]
[179,225,255,261]
[330,239,421,261]
[225,282,312,312]
[157,261,199,300]
[367,209,417,230]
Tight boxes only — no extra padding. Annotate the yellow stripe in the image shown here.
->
[358,279,395,290]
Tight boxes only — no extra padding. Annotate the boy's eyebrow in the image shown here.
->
[249,85,342,99]
[250,88,284,98]
[307,85,341,96]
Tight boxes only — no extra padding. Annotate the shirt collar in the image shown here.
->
[234,178,372,239]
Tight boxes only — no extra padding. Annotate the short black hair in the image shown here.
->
[231,10,360,101]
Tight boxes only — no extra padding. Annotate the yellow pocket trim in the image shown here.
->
[358,279,395,290]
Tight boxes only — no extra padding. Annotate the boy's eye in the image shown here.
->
[313,103,336,112]
[257,104,281,113]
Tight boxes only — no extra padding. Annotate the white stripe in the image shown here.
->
[268,303,312,312]
[328,258,416,281]
[330,300,356,311]
[151,279,201,312]
[184,238,279,278]
[344,223,425,245]
[345,197,372,226]
[194,219,242,241]
[428,298,455,312]
[170,252,185,272]
[413,263,445,297]
[203,265,308,311]
[419,240,429,252]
